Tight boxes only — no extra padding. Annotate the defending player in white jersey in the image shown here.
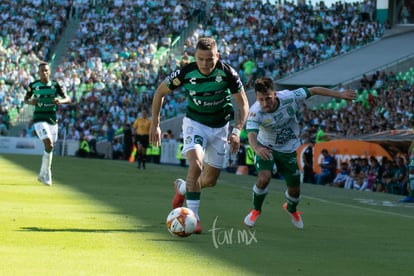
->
[244,77,356,229]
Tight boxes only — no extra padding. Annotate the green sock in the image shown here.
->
[253,185,268,212]
[186,192,200,200]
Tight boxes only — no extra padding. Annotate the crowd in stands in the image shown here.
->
[1,0,387,135]
[300,69,414,138]
[302,147,411,196]
[185,0,383,87]
[0,0,72,133]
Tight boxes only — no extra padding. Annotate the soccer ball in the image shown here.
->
[166,207,197,237]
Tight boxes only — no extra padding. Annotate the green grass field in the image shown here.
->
[1,154,413,276]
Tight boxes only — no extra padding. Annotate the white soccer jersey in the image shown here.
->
[246,88,310,153]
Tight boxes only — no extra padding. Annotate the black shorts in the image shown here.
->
[136,134,149,148]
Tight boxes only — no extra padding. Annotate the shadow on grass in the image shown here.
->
[20,226,149,233]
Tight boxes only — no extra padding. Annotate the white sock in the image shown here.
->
[253,184,268,195]
[41,151,53,174]
[186,200,200,221]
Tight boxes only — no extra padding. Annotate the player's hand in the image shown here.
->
[149,124,161,147]
[255,146,273,161]
[31,98,38,106]
[342,89,357,101]
[227,133,240,154]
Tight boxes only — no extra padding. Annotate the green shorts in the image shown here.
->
[255,150,301,187]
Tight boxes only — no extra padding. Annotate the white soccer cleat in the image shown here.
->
[175,178,186,195]
[38,171,52,186]
[244,209,261,227]
[283,203,303,229]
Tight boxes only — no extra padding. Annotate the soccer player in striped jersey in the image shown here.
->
[244,77,356,229]
[150,37,249,233]
[24,62,71,186]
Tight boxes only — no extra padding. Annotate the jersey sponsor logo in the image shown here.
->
[37,102,56,107]
[172,77,181,86]
[264,118,272,125]
[185,135,192,144]
[273,113,283,121]
[168,70,180,79]
[215,73,223,83]
[292,88,304,96]
[287,106,295,116]
[276,128,296,145]
[194,135,203,145]
[193,98,202,105]
[189,78,196,84]
[202,97,226,107]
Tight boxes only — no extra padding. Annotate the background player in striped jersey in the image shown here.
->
[150,37,249,233]
[24,62,71,186]
[244,77,356,229]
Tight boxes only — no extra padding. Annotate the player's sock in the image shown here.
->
[253,184,268,212]
[285,190,301,213]
[186,192,201,220]
[41,151,52,175]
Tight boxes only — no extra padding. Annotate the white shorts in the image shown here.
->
[181,117,229,169]
[34,122,58,142]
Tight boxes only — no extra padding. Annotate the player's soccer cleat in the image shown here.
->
[244,209,261,227]
[194,220,202,234]
[37,173,52,186]
[399,196,414,203]
[172,178,186,209]
[283,202,303,229]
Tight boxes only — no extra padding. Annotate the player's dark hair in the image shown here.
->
[254,77,274,94]
[196,37,217,50]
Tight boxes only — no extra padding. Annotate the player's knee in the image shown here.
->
[257,176,271,189]
[287,186,300,198]
[44,141,54,152]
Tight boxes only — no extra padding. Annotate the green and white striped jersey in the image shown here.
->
[165,60,244,128]
[26,79,66,125]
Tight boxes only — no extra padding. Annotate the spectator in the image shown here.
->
[399,140,414,202]
[0,117,8,136]
[315,124,330,143]
[122,123,133,161]
[332,162,350,188]
[315,149,336,185]
[112,138,123,160]
[301,133,315,184]
[387,157,407,194]
[367,156,381,191]
[76,134,91,158]
[377,159,395,192]
[344,159,366,190]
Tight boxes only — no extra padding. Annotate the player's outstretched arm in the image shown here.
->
[308,87,356,101]
[150,82,171,147]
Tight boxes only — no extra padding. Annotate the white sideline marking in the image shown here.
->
[304,195,414,219]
